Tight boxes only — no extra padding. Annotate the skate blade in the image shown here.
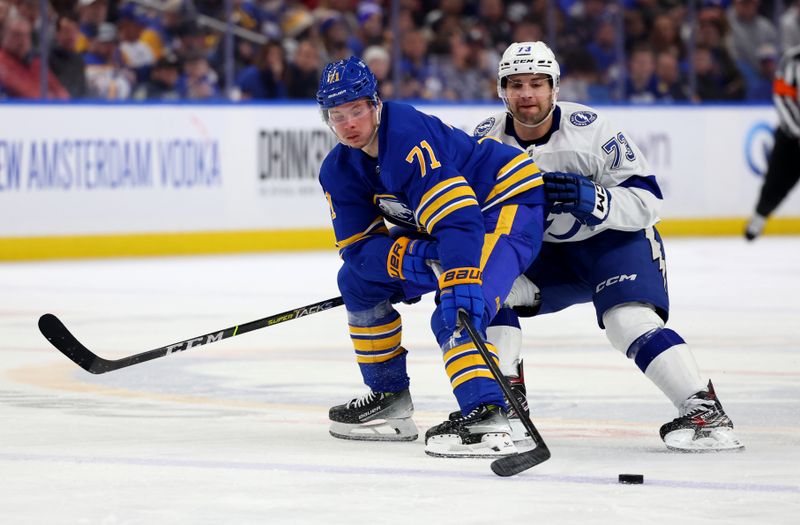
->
[664,427,745,452]
[425,433,518,458]
[329,418,418,442]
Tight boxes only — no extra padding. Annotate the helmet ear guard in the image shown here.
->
[317,56,379,123]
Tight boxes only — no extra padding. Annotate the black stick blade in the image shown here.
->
[38,314,112,374]
[491,446,552,477]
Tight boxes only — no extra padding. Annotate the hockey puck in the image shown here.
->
[618,474,644,484]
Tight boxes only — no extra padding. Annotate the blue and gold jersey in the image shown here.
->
[319,101,544,278]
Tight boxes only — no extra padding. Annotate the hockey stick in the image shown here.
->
[38,297,345,374]
[457,310,551,476]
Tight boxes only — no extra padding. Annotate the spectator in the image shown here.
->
[0,13,69,99]
[478,0,512,53]
[49,14,88,98]
[746,43,778,101]
[565,0,611,49]
[179,52,219,99]
[0,0,11,31]
[623,8,649,52]
[234,41,284,100]
[726,0,778,74]
[649,12,685,59]
[133,52,181,100]
[693,45,729,101]
[696,6,745,100]
[625,45,659,103]
[362,44,393,99]
[281,7,315,45]
[464,26,499,95]
[117,3,156,82]
[586,17,617,83]
[433,31,490,101]
[139,0,186,60]
[425,10,464,56]
[286,38,320,99]
[780,1,800,51]
[174,21,208,62]
[653,50,688,101]
[319,13,354,62]
[398,28,437,99]
[349,2,385,57]
[84,22,132,99]
[323,0,361,34]
[511,17,543,44]
[557,47,612,103]
[75,0,109,53]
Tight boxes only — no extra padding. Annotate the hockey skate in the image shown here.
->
[425,404,518,458]
[446,364,531,446]
[744,214,767,241]
[329,389,418,441]
[660,381,744,452]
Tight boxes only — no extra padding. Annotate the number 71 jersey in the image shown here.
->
[474,101,663,243]
[320,100,544,271]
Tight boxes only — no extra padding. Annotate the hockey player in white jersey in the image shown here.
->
[441,42,743,452]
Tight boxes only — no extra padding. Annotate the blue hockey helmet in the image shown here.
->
[316,56,379,111]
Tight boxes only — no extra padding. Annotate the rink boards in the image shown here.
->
[1,103,798,260]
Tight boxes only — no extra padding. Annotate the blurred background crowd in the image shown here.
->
[0,0,798,103]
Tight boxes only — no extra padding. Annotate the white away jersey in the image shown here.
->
[474,101,662,243]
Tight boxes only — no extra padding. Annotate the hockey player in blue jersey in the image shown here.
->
[316,56,547,457]
[446,41,742,452]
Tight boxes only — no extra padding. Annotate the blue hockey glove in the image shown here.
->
[387,237,439,287]
[438,267,485,331]
[543,172,611,226]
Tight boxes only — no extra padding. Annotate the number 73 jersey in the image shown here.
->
[319,101,544,271]
[474,101,664,243]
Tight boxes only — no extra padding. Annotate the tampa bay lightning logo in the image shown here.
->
[744,121,774,177]
[473,117,496,137]
[569,111,597,127]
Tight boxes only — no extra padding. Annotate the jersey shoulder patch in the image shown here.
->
[568,111,598,127]
[473,117,496,137]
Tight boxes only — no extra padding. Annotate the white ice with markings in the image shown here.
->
[1,238,798,524]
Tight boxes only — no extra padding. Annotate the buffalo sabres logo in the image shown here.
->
[375,195,416,228]
[473,117,496,138]
[569,111,598,127]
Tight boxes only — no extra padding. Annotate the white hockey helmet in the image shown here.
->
[497,41,560,102]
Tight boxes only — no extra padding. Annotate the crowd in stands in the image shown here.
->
[1,0,798,103]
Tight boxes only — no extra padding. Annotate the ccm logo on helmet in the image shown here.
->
[596,274,637,293]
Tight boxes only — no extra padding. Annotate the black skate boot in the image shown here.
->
[659,380,744,452]
[425,404,517,458]
[744,214,766,241]
[329,389,418,442]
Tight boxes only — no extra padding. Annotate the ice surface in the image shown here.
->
[1,238,798,524]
